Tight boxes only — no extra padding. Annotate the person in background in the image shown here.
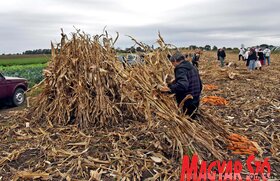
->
[238,47,246,61]
[217,48,220,61]
[248,48,257,71]
[192,51,200,68]
[263,46,271,65]
[217,48,226,67]
[255,46,259,54]
[244,48,250,67]
[257,48,265,67]
[184,54,188,59]
[160,51,202,118]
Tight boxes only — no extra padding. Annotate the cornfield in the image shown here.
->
[21,31,230,179]
[1,30,279,180]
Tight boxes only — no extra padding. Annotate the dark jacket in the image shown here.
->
[168,61,202,105]
[258,51,264,60]
[218,50,226,59]
[248,51,257,61]
[192,54,200,62]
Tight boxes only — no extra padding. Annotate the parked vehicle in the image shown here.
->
[117,54,144,68]
[0,72,28,106]
[117,55,126,64]
[126,54,143,65]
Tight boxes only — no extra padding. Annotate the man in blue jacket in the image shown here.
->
[161,51,202,118]
[217,48,226,67]
[192,53,200,67]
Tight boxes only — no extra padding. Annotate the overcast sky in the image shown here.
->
[0,0,280,54]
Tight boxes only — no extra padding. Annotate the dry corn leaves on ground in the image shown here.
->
[198,51,280,176]
[0,31,279,180]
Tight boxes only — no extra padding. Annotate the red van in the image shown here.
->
[0,72,28,106]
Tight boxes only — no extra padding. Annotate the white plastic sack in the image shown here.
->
[255,60,262,68]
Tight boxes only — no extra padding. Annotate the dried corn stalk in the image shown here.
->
[25,30,231,175]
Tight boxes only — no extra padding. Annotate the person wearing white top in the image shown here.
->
[244,49,250,67]
[263,47,271,65]
[238,47,246,61]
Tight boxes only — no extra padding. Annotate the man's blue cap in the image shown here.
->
[169,51,185,62]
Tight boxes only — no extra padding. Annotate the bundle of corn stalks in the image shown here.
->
[21,30,233,179]
[26,31,141,127]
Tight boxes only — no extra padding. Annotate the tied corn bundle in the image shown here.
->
[21,30,234,179]
[27,32,141,127]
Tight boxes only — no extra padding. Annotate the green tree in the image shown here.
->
[204,45,211,51]
[212,46,218,51]
[136,46,144,52]
[130,46,136,53]
[189,45,197,50]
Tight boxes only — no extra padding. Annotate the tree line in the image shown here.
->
[23,49,51,55]
[1,44,278,56]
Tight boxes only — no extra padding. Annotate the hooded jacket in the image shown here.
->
[168,61,202,104]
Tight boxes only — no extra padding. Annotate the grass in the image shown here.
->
[0,55,50,66]
[0,64,46,87]
[0,55,48,87]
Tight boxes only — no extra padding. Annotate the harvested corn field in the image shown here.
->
[0,31,279,180]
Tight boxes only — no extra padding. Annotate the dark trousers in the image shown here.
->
[246,59,249,66]
[239,55,244,61]
[182,96,200,118]
[192,61,198,68]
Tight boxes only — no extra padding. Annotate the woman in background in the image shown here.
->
[248,48,257,71]
[258,48,265,67]
[244,48,250,67]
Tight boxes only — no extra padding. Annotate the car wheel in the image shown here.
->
[12,88,26,106]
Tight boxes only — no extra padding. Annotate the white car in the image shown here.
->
[126,54,143,65]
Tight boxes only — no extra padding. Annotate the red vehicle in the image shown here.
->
[0,72,28,106]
